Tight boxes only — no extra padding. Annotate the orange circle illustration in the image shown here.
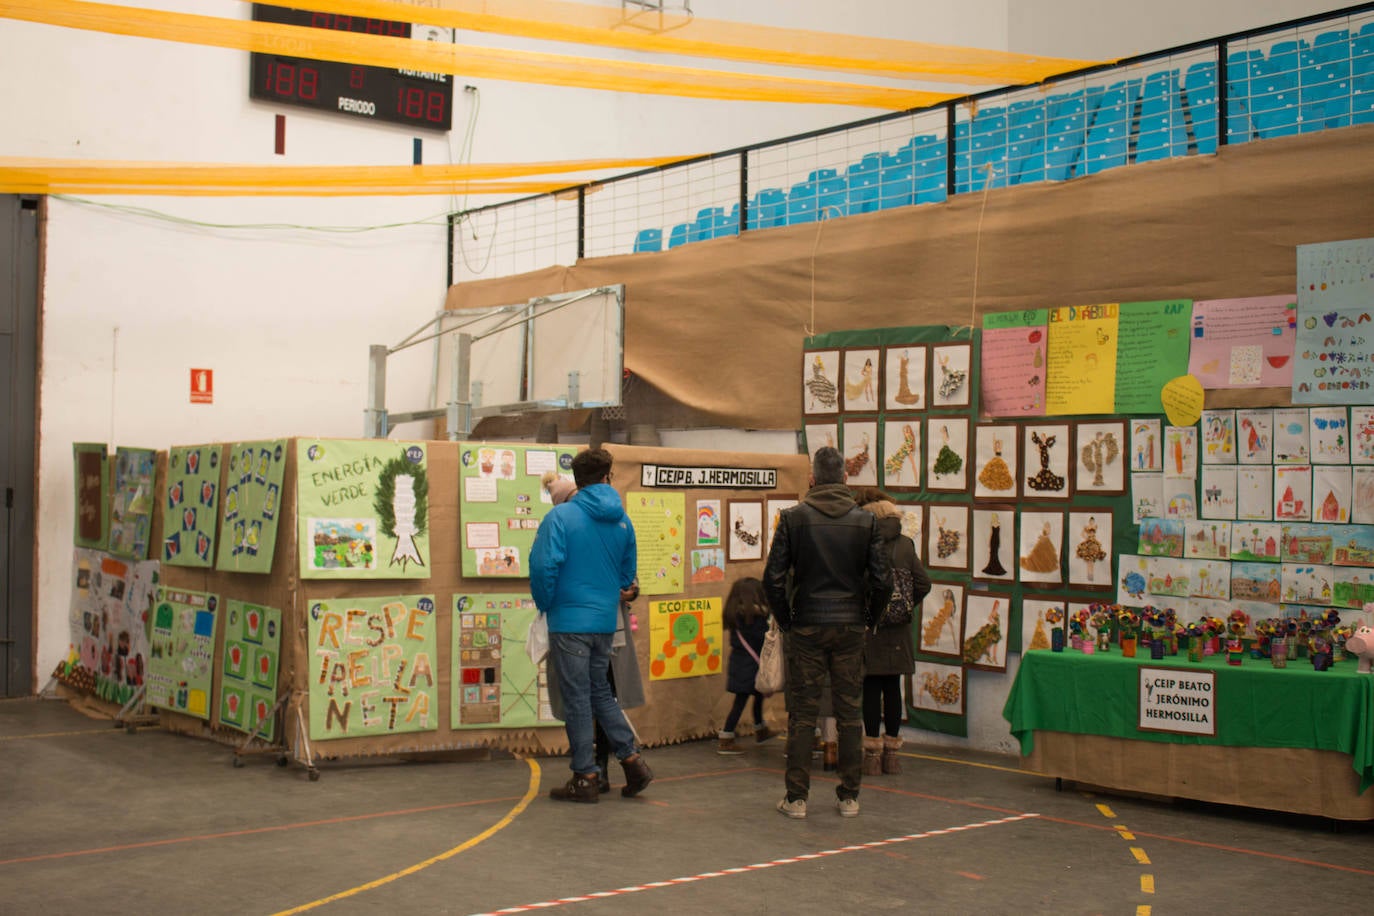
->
[650,659,666,677]
[679,655,694,673]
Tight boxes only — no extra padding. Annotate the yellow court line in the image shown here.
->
[1141,874,1155,894]
[1096,803,1116,818]
[903,751,1046,778]
[1115,825,1136,840]
[1131,847,1151,865]
[1137,907,1152,915]
[270,757,541,916]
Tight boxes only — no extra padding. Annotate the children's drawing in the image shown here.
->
[727,499,764,562]
[1163,480,1198,520]
[1116,553,1151,606]
[309,519,377,570]
[1163,426,1197,480]
[882,420,922,491]
[1190,559,1231,599]
[1201,409,1237,464]
[913,661,965,716]
[1199,466,1237,520]
[1281,523,1335,564]
[841,347,881,413]
[1237,409,1274,464]
[1184,520,1231,559]
[842,420,878,486]
[1023,424,1070,498]
[1310,406,1349,464]
[884,345,927,411]
[962,593,1009,672]
[1274,465,1313,522]
[696,498,721,547]
[1076,421,1126,494]
[972,509,1014,582]
[1352,406,1374,465]
[375,453,429,571]
[1022,599,1066,652]
[802,349,841,415]
[1312,466,1351,522]
[931,343,972,409]
[1333,567,1374,609]
[1230,522,1282,562]
[804,423,839,463]
[927,505,970,571]
[1236,467,1273,521]
[926,418,969,493]
[764,495,798,557]
[1131,418,1161,472]
[1281,563,1334,604]
[690,548,726,584]
[1138,518,1184,557]
[1334,526,1374,568]
[1131,473,1163,523]
[1354,467,1374,524]
[1018,510,1064,585]
[1273,407,1310,464]
[1230,562,1282,604]
[1148,557,1192,597]
[1068,509,1112,588]
[476,547,522,576]
[974,424,1019,499]
[918,583,964,658]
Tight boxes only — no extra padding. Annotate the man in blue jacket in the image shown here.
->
[530,447,652,803]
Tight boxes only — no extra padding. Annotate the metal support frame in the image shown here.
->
[230,689,292,770]
[114,684,159,732]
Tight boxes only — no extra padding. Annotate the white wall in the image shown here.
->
[2,1,1353,747]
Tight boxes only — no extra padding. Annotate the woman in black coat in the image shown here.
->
[718,577,772,754]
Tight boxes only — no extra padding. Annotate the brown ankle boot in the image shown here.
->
[862,736,884,776]
[821,741,838,772]
[881,735,903,775]
[620,753,654,797]
[549,772,600,803]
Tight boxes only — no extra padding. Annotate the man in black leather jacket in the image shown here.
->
[764,446,892,818]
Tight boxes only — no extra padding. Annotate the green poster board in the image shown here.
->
[218,599,282,741]
[457,442,579,578]
[72,443,110,549]
[1114,300,1193,414]
[296,439,430,580]
[147,587,219,719]
[307,594,438,739]
[451,593,558,729]
[215,440,287,574]
[108,447,156,559]
[163,445,222,568]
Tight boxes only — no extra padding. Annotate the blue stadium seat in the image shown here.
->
[1135,69,1187,162]
[1355,24,1374,124]
[666,222,690,249]
[969,106,1009,189]
[846,154,883,214]
[914,172,948,204]
[1080,78,1142,175]
[632,227,662,252]
[786,168,846,225]
[1006,99,1047,184]
[1248,40,1303,138]
[1184,60,1219,153]
[1300,35,1351,132]
[745,188,787,229]
[713,204,740,238]
[877,163,916,210]
[1225,49,1262,142]
[690,207,722,243]
[1043,88,1100,180]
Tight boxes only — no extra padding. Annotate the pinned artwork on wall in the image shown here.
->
[1310,407,1350,464]
[1137,517,1184,557]
[926,418,970,493]
[1231,522,1283,562]
[627,491,686,596]
[1236,467,1273,521]
[802,349,841,415]
[804,423,838,463]
[1116,553,1152,605]
[216,439,288,575]
[972,508,1015,583]
[1021,599,1066,652]
[690,548,726,585]
[1131,473,1164,523]
[1076,421,1126,494]
[841,347,882,413]
[1237,409,1274,464]
[1163,426,1198,480]
[450,593,556,729]
[1130,418,1162,472]
[962,592,1010,672]
[841,419,879,487]
[884,344,927,411]
[1312,466,1351,522]
[931,343,972,410]
[1274,465,1314,522]
[927,504,970,572]
[1200,466,1238,520]
[726,498,765,562]
[1184,519,1232,560]
[764,494,799,557]
[1068,509,1113,588]
[1018,510,1064,586]
[1230,562,1283,604]
[1354,467,1374,524]
[1200,409,1237,464]
[973,424,1019,500]
[695,498,722,547]
[72,443,111,550]
[917,582,964,658]
[147,588,219,720]
[896,503,925,561]
[1352,407,1374,465]
[912,660,965,716]
[163,444,221,569]
[1162,478,1199,520]
[218,600,282,741]
[881,419,922,491]
[1273,407,1311,464]
[1022,423,1071,500]
[108,447,157,561]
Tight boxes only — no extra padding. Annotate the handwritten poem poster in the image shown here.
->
[627,491,686,596]
[1294,237,1374,404]
[1045,304,1118,415]
[1115,300,1192,413]
[980,309,1048,416]
[1188,296,1297,389]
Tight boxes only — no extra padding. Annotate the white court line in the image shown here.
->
[470,812,1040,915]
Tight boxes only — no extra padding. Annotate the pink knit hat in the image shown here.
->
[542,471,577,505]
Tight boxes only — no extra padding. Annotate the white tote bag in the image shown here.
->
[754,618,785,696]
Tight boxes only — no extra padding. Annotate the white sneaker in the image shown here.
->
[777,796,807,819]
[836,797,860,817]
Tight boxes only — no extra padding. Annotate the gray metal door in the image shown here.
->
[1,195,39,696]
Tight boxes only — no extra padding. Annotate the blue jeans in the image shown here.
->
[550,632,638,775]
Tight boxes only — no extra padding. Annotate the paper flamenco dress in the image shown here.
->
[805,355,837,409]
[883,424,919,482]
[1028,615,1050,651]
[980,516,1007,576]
[932,426,963,478]
[962,603,1002,665]
[1026,431,1065,492]
[844,359,875,405]
[977,438,1014,491]
[935,519,961,559]
[893,351,922,406]
[1020,524,1060,573]
[936,353,966,400]
[1075,519,1107,580]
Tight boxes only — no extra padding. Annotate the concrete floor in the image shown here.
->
[3,697,1374,915]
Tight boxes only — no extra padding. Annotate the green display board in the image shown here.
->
[216,440,287,574]
[296,439,430,580]
[72,443,110,549]
[163,444,221,568]
[457,442,579,578]
[451,593,558,729]
[218,599,282,741]
[108,447,156,559]
[307,594,438,739]
[147,587,219,719]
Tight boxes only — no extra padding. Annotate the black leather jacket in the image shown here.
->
[763,483,893,629]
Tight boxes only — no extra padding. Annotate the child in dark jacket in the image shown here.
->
[718,577,773,754]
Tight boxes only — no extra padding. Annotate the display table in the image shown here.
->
[1002,649,1374,820]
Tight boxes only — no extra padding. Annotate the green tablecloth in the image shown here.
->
[1002,649,1374,792]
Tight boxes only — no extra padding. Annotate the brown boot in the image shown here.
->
[717,731,743,756]
[620,753,654,797]
[549,772,600,803]
[881,735,903,775]
[862,736,884,776]
[821,741,838,772]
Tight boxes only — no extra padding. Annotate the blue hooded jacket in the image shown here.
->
[529,483,638,634]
